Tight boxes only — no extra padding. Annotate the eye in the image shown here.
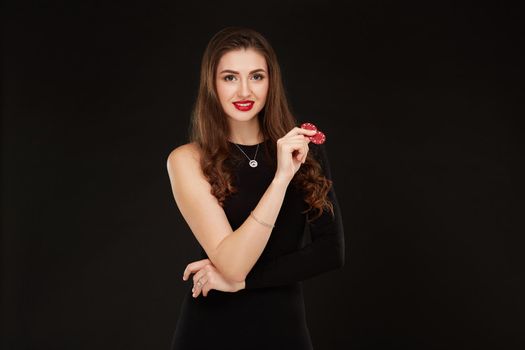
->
[252,73,265,80]
[223,74,236,81]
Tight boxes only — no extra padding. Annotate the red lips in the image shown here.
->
[301,122,326,144]
[233,100,254,111]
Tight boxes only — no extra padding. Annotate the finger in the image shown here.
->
[303,148,309,163]
[298,145,309,163]
[193,268,211,298]
[183,263,199,281]
[294,152,304,163]
[183,259,211,281]
[281,137,310,162]
[195,276,209,298]
[282,139,311,151]
[192,281,201,298]
[192,269,204,286]
[300,128,317,138]
[290,143,309,160]
[191,269,206,297]
[287,134,312,144]
[202,284,210,297]
[285,126,318,138]
[194,276,209,298]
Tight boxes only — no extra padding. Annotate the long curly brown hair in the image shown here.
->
[188,26,333,223]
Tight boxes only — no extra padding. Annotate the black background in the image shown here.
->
[2,1,523,349]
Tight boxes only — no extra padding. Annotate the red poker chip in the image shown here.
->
[310,131,326,144]
[301,122,317,131]
[300,122,326,144]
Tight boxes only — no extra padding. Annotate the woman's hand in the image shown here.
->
[182,258,245,298]
[275,126,317,182]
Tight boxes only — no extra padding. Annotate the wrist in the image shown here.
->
[272,175,291,186]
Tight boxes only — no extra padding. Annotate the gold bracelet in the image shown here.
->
[250,210,275,228]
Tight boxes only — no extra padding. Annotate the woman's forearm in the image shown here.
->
[210,176,290,282]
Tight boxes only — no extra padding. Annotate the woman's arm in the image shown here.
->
[167,129,314,283]
[243,144,345,289]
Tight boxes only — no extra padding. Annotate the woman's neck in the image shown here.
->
[228,122,263,145]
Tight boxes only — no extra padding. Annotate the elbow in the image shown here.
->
[210,247,247,283]
[229,264,249,282]
[223,267,246,283]
[213,260,246,283]
[233,273,247,283]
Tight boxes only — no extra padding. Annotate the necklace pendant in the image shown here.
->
[249,160,258,168]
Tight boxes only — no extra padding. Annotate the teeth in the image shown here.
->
[236,102,252,106]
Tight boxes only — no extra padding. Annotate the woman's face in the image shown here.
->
[215,48,269,122]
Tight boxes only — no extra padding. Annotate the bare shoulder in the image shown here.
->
[166,142,206,177]
[167,142,201,165]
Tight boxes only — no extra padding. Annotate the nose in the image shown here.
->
[238,77,252,99]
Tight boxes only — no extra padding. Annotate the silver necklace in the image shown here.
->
[233,143,260,168]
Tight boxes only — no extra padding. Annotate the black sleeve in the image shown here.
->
[244,144,345,289]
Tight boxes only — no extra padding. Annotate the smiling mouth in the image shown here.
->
[233,101,254,111]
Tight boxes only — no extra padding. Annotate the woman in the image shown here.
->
[166,26,344,349]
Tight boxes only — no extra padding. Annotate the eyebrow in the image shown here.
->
[219,69,266,74]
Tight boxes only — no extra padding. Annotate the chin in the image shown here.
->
[229,108,260,121]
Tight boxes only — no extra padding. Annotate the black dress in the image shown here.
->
[170,139,345,350]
